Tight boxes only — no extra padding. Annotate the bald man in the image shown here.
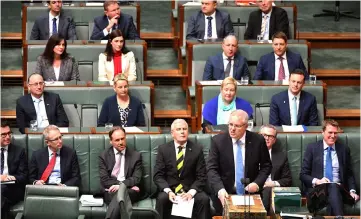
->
[207,110,272,215]
[153,119,210,219]
[203,35,250,80]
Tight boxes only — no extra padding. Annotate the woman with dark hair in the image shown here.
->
[34,34,80,81]
[98,29,137,81]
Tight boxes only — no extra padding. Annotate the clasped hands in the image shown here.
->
[168,191,193,203]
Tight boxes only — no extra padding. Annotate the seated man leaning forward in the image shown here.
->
[99,126,144,219]
[203,35,250,81]
[202,77,253,129]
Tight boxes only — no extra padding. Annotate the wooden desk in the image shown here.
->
[223,194,267,219]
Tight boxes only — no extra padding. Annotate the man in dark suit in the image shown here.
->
[207,110,272,215]
[254,31,308,80]
[269,69,318,126]
[300,120,359,216]
[154,119,210,219]
[99,126,144,219]
[203,35,250,80]
[16,73,69,134]
[1,121,28,219]
[29,125,80,186]
[259,124,292,214]
[90,0,140,40]
[244,0,289,40]
[30,0,77,40]
[186,0,234,40]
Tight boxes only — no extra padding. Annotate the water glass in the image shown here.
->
[30,120,38,131]
[240,76,249,85]
[257,35,263,43]
[247,119,254,131]
[105,123,113,132]
[309,75,317,84]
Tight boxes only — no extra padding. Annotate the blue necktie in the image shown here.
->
[236,140,244,195]
[207,16,213,38]
[52,18,57,35]
[291,96,297,125]
[325,147,333,181]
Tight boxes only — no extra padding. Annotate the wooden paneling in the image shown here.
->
[1,33,22,40]
[0,70,23,78]
[146,69,185,78]
[0,110,16,119]
[140,32,175,40]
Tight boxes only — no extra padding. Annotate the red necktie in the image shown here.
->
[40,152,56,182]
[278,56,285,80]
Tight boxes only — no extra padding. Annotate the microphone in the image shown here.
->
[241,178,251,219]
[255,103,270,126]
[142,104,149,132]
[74,104,81,127]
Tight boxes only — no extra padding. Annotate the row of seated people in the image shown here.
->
[16,73,145,134]
[29,0,288,41]
[1,117,359,219]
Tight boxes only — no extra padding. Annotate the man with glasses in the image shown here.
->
[1,121,28,218]
[259,124,292,215]
[16,73,69,134]
[30,0,77,40]
[207,109,272,215]
[90,0,140,40]
[29,125,80,186]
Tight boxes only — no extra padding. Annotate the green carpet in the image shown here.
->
[147,48,179,69]
[311,49,360,69]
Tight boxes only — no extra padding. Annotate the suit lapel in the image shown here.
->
[7,144,15,174]
[58,58,66,81]
[335,142,344,182]
[43,92,51,121]
[297,91,304,123]
[58,14,65,37]
[41,148,50,180]
[59,147,66,181]
[244,132,253,179]
[271,148,280,179]
[27,94,37,120]
[284,92,291,124]
[316,141,324,178]
[271,54,276,80]
[215,10,222,37]
[268,8,276,38]
[199,12,205,39]
[181,141,193,176]
[124,149,130,177]
[233,54,239,79]
[286,52,294,76]
[224,135,235,184]
[107,147,116,172]
[44,15,50,39]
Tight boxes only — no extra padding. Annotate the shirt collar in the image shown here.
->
[204,11,216,19]
[274,51,287,60]
[31,94,44,102]
[232,131,246,145]
[222,52,234,60]
[323,140,335,150]
[113,147,126,155]
[49,11,60,20]
[1,145,9,151]
[48,147,60,156]
[288,89,301,100]
[262,8,272,18]
[174,141,187,150]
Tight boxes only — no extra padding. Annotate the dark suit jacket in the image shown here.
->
[269,90,319,126]
[254,51,309,80]
[16,92,69,134]
[153,140,207,193]
[99,146,143,190]
[207,131,272,195]
[35,56,80,81]
[98,94,145,127]
[29,146,81,186]
[270,145,292,186]
[90,14,140,40]
[300,140,357,193]
[244,6,289,40]
[5,144,28,186]
[30,10,77,40]
[186,9,234,40]
[203,52,250,80]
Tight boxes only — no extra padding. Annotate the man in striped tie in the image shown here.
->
[154,119,210,219]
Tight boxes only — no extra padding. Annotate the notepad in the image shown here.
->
[124,127,144,133]
[171,196,194,218]
[80,195,104,207]
[58,128,69,133]
[282,125,305,132]
[85,2,103,6]
[45,81,64,86]
[231,195,255,206]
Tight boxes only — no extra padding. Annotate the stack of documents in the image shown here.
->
[80,195,104,207]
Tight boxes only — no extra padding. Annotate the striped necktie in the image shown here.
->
[260,15,268,37]
[175,145,184,194]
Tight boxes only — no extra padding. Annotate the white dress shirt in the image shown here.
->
[204,12,217,39]
[261,9,272,40]
[49,12,60,37]
[113,148,126,182]
[232,133,246,187]
[274,52,290,81]
[31,94,49,128]
[54,66,60,81]
[222,53,234,78]
[48,147,61,184]
[1,146,9,175]
[287,90,300,125]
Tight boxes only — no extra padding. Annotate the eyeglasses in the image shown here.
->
[47,135,63,142]
[261,133,276,140]
[1,131,12,138]
[228,123,246,129]
[28,82,45,87]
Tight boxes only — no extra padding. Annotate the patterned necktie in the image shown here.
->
[260,15,268,37]
[236,140,244,195]
[40,152,57,182]
[52,18,57,35]
[175,145,184,194]
[278,56,285,80]
[291,96,297,126]
[1,148,5,174]
[111,152,123,178]
[224,58,232,78]
[207,16,213,38]
[325,147,333,181]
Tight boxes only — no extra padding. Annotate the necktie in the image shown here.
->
[175,145,184,194]
[224,58,232,78]
[52,18,57,35]
[325,147,333,181]
[111,152,123,178]
[291,96,297,126]
[1,148,5,174]
[40,152,57,182]
[34,99,42,127]
[278,56,285,80]
[207,16,213,38]
[236,140,244,195]
[260,15,268,37]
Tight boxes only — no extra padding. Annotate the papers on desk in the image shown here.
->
[45,81,64,86]
[1,180,15,184]
[282,80,289,85]
[171,196,194,218]
[183,2,201,6]
[217,80,241,85]
[124,126,144,133]
[58,128,69,133]
[282,125,305,132]
[100,40,108,44]
[85,2,103,6]
[198,81,221,85]
[80,195,104,207]
[231,195,255,206]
